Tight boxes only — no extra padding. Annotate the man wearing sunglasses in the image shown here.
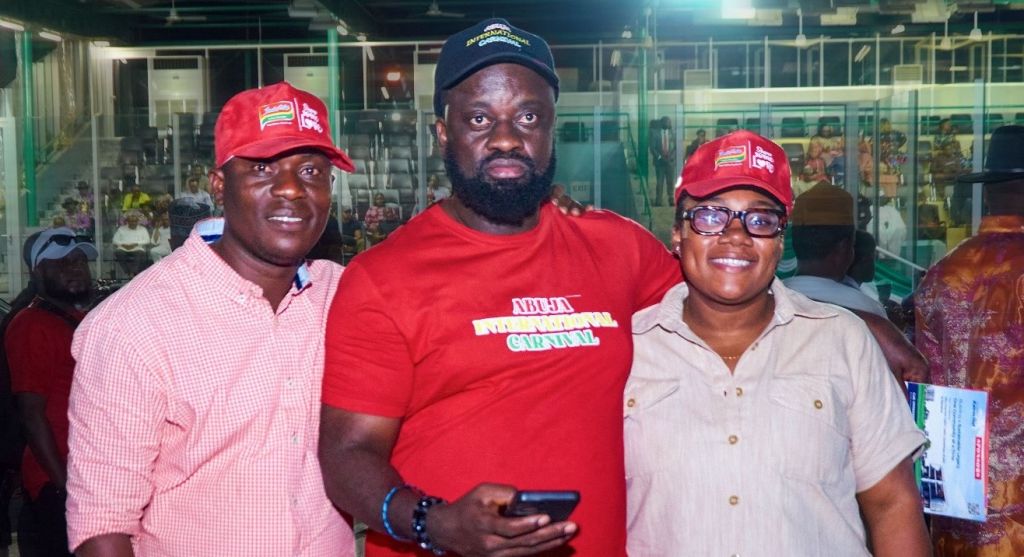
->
[6,228,96,557]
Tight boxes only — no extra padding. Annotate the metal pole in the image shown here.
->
[328,30,340,145]
[20,31,37,226]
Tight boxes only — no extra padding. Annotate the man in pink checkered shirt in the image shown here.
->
[66,82,357,556]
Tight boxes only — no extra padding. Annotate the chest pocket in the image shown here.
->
[768,376,852,485]
[624,378,681,479]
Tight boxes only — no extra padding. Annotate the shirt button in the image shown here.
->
[626,398,636,408]
[286,378,294,388]
[235,294,246,304]
[729,495,739,506]
[291,433,299,445]
[728,434,739,445]
[814,399,824,409]
[735,387,744,397]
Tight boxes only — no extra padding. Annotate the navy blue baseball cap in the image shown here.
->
[433,18,560,118]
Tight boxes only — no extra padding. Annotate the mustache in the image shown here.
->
[477,151,536,173]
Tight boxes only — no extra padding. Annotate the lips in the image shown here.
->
[484,158,529,179]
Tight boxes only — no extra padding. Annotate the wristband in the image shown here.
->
[381,484,414,541]
[411,495,447,555]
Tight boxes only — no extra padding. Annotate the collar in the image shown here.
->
[633,277,838,335]
[187,218,312,295]
[978,215,1024,234]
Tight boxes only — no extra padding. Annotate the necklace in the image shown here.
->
[721,354,741,361]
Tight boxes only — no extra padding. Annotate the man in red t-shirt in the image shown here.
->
[319,18,681,557]
[6,228,96,557]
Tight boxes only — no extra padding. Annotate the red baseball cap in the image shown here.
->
[214,82,354,172]
[674,130,793,214]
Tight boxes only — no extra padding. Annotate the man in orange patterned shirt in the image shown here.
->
[917,125,1024,556]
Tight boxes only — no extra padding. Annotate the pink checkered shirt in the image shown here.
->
[67,223,354,556]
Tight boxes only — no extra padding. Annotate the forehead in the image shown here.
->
[685,187,783,208]
[447,63,555,110]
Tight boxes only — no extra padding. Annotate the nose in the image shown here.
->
[485,118,524,154]
[269,168,306,200]
[719,214,753,244]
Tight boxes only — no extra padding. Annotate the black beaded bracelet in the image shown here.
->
[411,494,447,556]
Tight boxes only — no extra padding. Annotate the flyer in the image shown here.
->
[906,382,989,522]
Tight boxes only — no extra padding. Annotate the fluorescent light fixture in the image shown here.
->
[91,40,110,47]
[0,19,25,32]
[969,12,982,41]
[621,27,632,39]
[390,112,402,122]
[356,33,367,42]
[891,24,905,35]
[722,0,756,20]
[854,44,871,62]
[386,71,401,82]
[365,46,375,61]
[820,7,857,26]
[380,86,390,100]
[336,20,348,36]
[39,31,62,42]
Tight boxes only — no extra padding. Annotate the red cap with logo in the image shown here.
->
[674,130,793,214]
[214,81,354,172]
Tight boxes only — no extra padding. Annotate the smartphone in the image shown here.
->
[501,490,580,522]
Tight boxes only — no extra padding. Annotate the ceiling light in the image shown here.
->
[0,19,25,32]
[91,40,110,47]
[969,12,982,41]
[380,86,390,101]
[386,70,401,82]
[365,46,375,61]
[854,44,871,62]
[39,31,62,42]
[336,20,348,36]
[891,24,905,35]
[621,26,632,40]
[939,17,952,49]
[722,0,756,20]
[356,33,367,42]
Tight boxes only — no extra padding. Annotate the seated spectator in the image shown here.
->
[684,128,707,159]
[811,123,838,163]
[121,183,151,213]
[378,206,402,236]
[363,193,386,228]
[427,174,451,203]
[339,206,364,256]
[866,197,907,259]
[62,197,93,239]
[803,139,828,183]
[51,215,67,228]
[149,212,172,262]
[112,211,150,278]
[792,164,824,197]
[178,177,213,207]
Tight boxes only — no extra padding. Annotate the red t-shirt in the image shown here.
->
[323,202,681,556]
[6,304,82,498]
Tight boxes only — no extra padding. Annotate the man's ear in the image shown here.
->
[434,118,448,157]
[208,167,226,205]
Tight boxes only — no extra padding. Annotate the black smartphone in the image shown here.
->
[501,490,580,522]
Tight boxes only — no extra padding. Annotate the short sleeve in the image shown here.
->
[322,262,413,418]
[844,317,926,491]
[627,223,683,311]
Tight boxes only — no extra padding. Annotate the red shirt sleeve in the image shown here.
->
[626,221,684,311]
[322,261,414,417]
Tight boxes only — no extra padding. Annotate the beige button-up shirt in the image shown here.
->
[625,279,925,557]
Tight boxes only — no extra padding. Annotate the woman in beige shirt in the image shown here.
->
[625,130,929,557]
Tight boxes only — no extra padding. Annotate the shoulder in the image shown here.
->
[7,307,62,340]
[551,206,665,249]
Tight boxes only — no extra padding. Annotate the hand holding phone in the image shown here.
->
[501,490,580,522]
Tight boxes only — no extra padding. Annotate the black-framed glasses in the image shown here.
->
[682,206,787,238]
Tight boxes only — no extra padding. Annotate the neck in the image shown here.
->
[211,237,300,313]
[682,287,776,358]
[442,196,541,235]
[37,291,83,314]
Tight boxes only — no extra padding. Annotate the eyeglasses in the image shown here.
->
[34,234,77,266]
[681,206,787,238]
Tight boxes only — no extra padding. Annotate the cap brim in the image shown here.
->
[678,176,792,214]
[225,135,355,172]
[34,242,98,269]
[956,170,1024,184]
[437,53,559,115]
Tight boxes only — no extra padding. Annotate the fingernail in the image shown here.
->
[563,523,578,535]
[536,515,551,527]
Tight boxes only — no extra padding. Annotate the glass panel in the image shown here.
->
[716,44,747,88]
[823,41,850,86]
[769,43,797,87]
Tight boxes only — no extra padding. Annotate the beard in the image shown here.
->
[445,148,556,226]
[41,274,92,306]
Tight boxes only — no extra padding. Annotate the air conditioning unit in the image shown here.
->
[149,56,205,128]
[684,69,713,89]
[284,54,330,105]
[893,64,924,86]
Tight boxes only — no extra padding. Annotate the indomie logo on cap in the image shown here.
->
[259,100,296,130]
[715,145,746,169]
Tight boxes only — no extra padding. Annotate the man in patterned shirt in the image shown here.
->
[66,82,356,556]
[917,125,1024,556]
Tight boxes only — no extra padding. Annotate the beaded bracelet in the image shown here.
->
[411,494,447,555]
[381,484,414,541]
